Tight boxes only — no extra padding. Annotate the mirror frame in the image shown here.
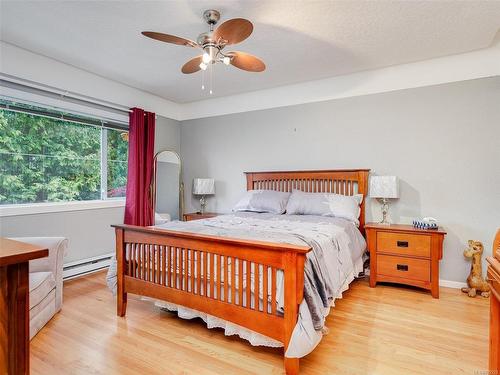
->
[151,150,184,222]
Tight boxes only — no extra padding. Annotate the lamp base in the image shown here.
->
[378,198,392,225]
[199,195,206,214]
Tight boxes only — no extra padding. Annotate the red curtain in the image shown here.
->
[124,107,156,226]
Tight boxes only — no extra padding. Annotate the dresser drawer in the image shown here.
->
[377,232,431,257]
[377,254,430,282]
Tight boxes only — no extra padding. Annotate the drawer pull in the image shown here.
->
[397,264,409,271]
[397,241,409,248]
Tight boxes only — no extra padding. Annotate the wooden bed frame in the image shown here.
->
[113,169,369,374]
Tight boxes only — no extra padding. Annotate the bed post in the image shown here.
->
[246,172,254,190]
[283,251,304,375]
[357,170,370,236]
[115,227,127,317]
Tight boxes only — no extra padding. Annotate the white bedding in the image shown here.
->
[150,212,366,357]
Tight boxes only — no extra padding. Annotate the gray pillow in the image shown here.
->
[285,189,363,225]
[232,190,291,214]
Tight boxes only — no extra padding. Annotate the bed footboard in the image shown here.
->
[113,224,311,374]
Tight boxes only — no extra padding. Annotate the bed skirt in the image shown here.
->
[145,257,364,357]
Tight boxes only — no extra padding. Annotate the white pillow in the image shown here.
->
[155,212,171,225]
[232,190,291,214]
[285,189,363,225]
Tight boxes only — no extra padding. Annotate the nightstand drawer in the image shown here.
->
[377,254,430,282]
[377,232,431,257]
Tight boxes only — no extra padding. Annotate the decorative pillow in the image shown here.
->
[232,190,291,214]
[285,189,363,225]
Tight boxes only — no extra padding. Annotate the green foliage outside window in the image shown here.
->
[107,128,129,198]
[0,104,128,205]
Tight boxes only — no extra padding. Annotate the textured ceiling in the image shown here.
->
[1,0,499,103]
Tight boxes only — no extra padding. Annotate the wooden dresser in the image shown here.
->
[487,229,500,372]
[183,212,219,221]
[366,223,446,298]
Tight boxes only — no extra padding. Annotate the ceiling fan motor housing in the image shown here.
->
[197,32,210,45]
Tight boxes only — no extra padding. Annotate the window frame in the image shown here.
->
[0,99,129,215]
[0,199,125,217]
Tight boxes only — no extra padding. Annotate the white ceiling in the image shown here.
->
[1,1,499,104]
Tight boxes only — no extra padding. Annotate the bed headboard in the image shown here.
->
[245,169,370,235]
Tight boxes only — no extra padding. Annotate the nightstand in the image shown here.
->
[183,212,219,221]
[365,223,446,298]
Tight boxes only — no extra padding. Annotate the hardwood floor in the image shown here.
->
[31,271,489,374]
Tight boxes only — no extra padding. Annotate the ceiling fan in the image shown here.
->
[142,9,265,75]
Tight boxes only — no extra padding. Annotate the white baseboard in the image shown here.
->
[63,252,113,280]
[439,279,467,289]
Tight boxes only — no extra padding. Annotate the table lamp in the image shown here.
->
[192,178,215,214]
[369,175,399,225]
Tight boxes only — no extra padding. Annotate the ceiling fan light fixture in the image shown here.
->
[202,52,212,64]
[223,56,231,65]
[199,62,208,70]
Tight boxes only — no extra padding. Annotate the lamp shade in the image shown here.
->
[192,178,215,195]
[369,176,399,199]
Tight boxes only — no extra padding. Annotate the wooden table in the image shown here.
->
[1,238,48,375]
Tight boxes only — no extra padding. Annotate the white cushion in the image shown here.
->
[286,189,363,225]
[29,290,56,340]
[29,271,56,310]
[232,190,291,214]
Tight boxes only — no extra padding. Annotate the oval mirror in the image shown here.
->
[152,150,184,223]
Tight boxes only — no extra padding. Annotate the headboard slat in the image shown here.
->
[245,169,370,235]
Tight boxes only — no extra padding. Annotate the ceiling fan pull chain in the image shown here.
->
[209,62,213,95]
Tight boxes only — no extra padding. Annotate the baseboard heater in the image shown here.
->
[63,252,114,280]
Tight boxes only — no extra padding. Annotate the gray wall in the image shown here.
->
[1,207,123,263]
[180,77,500,283]
[155,115,180,154]
[0,115,181,264]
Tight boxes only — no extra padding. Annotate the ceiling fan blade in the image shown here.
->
[181,56,203,74]
[142,31,197,47]
[213,18,253,46]
[228,51,265,72]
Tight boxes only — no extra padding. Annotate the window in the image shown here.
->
[0,100,128,205]
[106,128,129,198]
